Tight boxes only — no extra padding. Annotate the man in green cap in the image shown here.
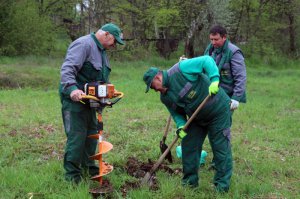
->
[59,23,124,184]
[143,56,232,192]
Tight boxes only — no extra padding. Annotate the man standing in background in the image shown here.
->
[204,25,246,110]
[204,25,246,169]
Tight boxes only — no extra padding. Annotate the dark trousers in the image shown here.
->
[62,108,99,183]
[181,109,232,192]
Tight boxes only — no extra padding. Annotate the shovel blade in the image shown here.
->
[160,141,173,163]
[141,172,152,186]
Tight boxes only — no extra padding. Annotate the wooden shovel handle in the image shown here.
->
[183,95,210,131]
[162,115,172,142]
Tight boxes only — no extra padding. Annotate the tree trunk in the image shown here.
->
[185,38,195,58]
[287,11,296,53]
[184,15,203,58]
[80,3,85,35]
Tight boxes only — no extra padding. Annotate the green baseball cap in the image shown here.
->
[101,23,125,45]
[143,67,159,93]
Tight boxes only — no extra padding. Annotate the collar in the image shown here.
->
[159,70,169,95]
[91,33,105,50]
[162,70,169,88]
[222,39,229,50]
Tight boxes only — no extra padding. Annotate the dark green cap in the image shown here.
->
[143,67,159,93]
[101,23,125,45]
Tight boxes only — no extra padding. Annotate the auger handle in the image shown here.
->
[80,91,124,102]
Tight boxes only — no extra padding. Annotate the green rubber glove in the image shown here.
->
[176,126,187,139]
[208,81,219,96]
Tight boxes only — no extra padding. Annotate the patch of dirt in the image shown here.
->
[31,124,56,134]
[6,125,55,138]
[0,72,21,89]
[120,157,182,197]
[18,124,57,139]
[90,179,113,199]
[8,129,17,137]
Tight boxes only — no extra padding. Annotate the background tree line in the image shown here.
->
[0,0,299,59]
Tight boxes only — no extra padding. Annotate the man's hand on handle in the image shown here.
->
[208,81,219,96]
[176,126,187,139]
[70,89,85,101]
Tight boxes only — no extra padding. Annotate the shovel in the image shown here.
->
[141,95,210,186]
[159,115,173,163]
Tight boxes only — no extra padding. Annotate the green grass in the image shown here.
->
[0,56,299,198]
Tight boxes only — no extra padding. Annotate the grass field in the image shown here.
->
[0,56,299,199]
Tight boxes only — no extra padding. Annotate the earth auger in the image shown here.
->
[81,82,124,196]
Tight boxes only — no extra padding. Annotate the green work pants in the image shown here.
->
[181,108,232,192]
[210,110,234,169]
[62,105,99,183]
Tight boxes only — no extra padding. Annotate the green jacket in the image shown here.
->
[160,56,230,128]
[204,39,246,102]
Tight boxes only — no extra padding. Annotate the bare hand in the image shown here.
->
[70,89,85,101]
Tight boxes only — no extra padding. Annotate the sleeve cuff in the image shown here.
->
[65,85,78,96]
[231,95,241,102]
[210,76,220,82]
[176,122,186,129]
